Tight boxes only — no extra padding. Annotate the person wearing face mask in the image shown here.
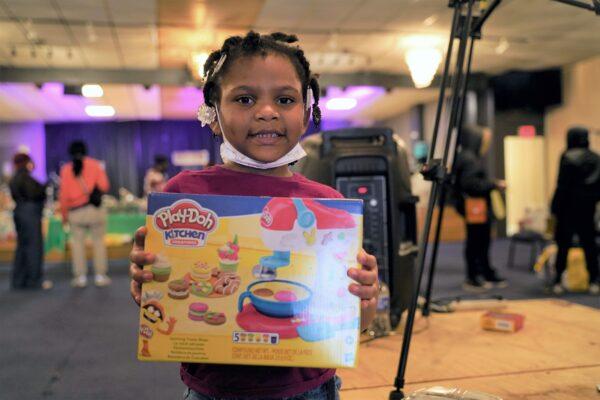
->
[127,31,379,400]
[551,126,600,296]
[8,153,52,290]
[452,125,507,292]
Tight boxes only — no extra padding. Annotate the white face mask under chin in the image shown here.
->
[215,107,307,170]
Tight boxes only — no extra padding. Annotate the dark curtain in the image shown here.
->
[45,120,220,197]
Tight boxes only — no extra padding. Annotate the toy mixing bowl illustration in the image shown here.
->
[238,280,312,318]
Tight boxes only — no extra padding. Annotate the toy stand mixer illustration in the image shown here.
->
[236,198,361,342]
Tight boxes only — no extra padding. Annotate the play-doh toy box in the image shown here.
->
[138,193,363,368]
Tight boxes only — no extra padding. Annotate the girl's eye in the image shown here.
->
[277,97,295,105]
[235,96,254,105]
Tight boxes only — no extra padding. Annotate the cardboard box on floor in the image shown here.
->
[138,193,363,368]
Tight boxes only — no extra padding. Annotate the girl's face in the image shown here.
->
[212,54,308,168]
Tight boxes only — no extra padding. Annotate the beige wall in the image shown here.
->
[544,55,600,201]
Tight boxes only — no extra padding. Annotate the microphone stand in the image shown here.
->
[390,1,600,398]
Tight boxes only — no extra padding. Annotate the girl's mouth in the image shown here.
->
[249,131,285,144]
[249,130,284,138]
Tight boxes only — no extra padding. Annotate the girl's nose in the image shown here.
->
[255,102,279,121]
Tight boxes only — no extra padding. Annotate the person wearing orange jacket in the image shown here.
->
[59,141,111,288]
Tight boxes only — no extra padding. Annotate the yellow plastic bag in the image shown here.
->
[535,245,589,292]
[562,248,589,292]
[490,189,505,220]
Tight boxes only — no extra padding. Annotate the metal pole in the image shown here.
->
[389,179,441,400]
[427,3,461,161]
[390,1,474,397]
[551,0,596,11]
[422,35,477,316]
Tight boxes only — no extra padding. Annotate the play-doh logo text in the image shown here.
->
[153,200,218,247]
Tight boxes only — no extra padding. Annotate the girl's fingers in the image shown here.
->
[130,279,142,305]
[357,249,377,271]
[129,260,153,283]
[348,283,378,300]
[361,297,377,310]
[129,250,156,267]
[133,226,147,249]
[347,267,378,285]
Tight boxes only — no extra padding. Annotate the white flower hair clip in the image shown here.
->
[197,53,227,127]
[197,103,217,127]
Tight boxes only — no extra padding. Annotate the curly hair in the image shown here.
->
[202,31,321,128]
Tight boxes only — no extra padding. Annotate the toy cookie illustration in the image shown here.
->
[139,291,176,357]
[188,302,208,321]
[168,279,190,300]
[191,262,212,282]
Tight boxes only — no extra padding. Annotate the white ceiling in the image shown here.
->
[0,0,599,122]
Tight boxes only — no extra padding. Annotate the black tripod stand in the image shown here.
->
[390,0,600,398]
[421,0,600,321]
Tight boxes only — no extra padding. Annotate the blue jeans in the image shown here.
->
[183,375,342,400]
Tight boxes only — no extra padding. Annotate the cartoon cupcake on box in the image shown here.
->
[218,235,239,272]
[151,253,172,282]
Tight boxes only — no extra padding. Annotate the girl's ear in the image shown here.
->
[302,108,311,130]
[210,119,221,137]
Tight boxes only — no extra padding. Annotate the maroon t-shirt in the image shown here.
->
[164,165,342,399]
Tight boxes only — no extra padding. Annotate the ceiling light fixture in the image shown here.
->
[495,37,510,54]
[82,84,104,98]
[190,52,210,81]
[149,25,158,46]
[86,22,98,43]
[85,105,115,118]
[326,98,358,111]
[423,15,438,26]
[405,47,442,89]
[24,19,38,41]
[308,51,368,73]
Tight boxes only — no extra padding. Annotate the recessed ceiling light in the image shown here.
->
[82,84,103,98]
[190,52,209,79]
[85,105,115,117]
[405,48,442,89]
[495,38,510,54]
[423,15,438,26]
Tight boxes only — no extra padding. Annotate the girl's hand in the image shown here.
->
[347,249,379,330]
[129,227,156,305]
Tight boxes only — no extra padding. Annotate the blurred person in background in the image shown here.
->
[59,141,111,288]
[143,154,169,196]
[551,126,600,295]
[452,125,507,291]
[9,153,52,290]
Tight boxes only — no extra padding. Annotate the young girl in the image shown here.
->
[129,31,379,400]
